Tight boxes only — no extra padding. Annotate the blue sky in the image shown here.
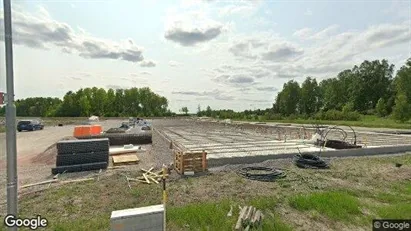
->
[0,0,410,112]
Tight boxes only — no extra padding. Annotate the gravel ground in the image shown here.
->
[0,119,174,214]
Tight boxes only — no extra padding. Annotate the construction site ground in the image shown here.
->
[0,118,411,230]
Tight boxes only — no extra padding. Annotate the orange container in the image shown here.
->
[90,125,102,135]
[73,125,92,137]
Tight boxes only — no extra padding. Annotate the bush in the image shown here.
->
[392,94,411,123]
[343,111,361,121]
[376,98,388,117]
[342,102,354,113]
[287,114,299,120]
[313,110,361,121]
[264,113,283,120]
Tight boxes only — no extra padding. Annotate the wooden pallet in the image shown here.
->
[174,150,207,175]
[112,154,139,166]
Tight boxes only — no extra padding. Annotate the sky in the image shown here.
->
[0,0,410,113]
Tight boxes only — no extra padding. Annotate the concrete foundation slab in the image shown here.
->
[159,124,411,167]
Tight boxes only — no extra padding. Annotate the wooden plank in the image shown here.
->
[112,154,139,166]
[142,173,150,184]
[60,178,94,184]
[235,206,249,230]
[20,179,58,189]
[202,151,207,171]
[244,206,255,226]
[148,176,159,184]
[107,166,126,170]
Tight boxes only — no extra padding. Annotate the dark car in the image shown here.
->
[17,120,44,132]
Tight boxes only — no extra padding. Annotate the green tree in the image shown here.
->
[375,98,388,117]
[79,96,91,116]
[350,60,394,112]
[394,58,411,103]
[300,77,321,115]
[276,80,301,116]
[206,105,212,117]
[392,94,411,123]
[197,105,201,116]
[180,107,189,115]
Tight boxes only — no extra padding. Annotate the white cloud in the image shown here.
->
[293,28,313,38]
[169,60,182,67]
[172,88,235,100]
[140,60,156,67]
[293,25,339,40]
[218,4,255,17]
[0,7,155,64]
[140,71,152,75]
[164,11,224,46]
[228,33,303,62]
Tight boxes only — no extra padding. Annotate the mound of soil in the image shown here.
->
[31,136,78,165]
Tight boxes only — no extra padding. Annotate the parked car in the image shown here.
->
[17,120,44,132]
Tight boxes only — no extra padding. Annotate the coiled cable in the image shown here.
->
[293,153,329,169]
[237,166,286,182]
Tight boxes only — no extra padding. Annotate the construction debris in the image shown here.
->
[235,206,263,230]
[124,167,169,186]
[227,205,233,217]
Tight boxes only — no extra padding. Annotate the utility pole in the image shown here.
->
[3,0,18,229]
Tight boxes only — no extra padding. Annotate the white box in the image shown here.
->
[111,204,164,231]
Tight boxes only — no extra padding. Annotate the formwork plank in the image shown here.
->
[112,154,140,166]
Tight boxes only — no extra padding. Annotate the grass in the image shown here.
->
[288,191,362,222]
[377,204,411,219]
[2,154,411,231]
[241,115,411,129]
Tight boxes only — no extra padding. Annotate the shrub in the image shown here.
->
[392,94,411,123]
[287,114,299,120]
[376,98,388,117]
[342,102,354,113]
[313,110,360,121]
[264,113,283,120]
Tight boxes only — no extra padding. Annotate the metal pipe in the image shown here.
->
[3,0,18,229]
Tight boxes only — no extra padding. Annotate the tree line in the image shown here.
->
[0,87,173,117]
[1,58,410,122]
[196,58,411,123]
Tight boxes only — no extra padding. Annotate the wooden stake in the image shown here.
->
[252,210,262,226]
[60,178,94,184]
[235,206,248,231]
[20,179,58,189]
[97,169,102,181]
[148,176,159,184]
[244,206,254,225]
[126,176,131,189]
[142,173,150,184]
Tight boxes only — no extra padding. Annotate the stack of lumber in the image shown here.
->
[235,206,263,231]
[127,167,169,185]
